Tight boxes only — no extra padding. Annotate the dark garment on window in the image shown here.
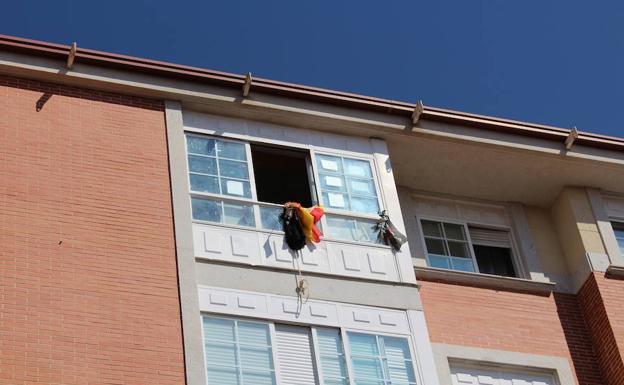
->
[282,205,307,251]
[377,210,407,252]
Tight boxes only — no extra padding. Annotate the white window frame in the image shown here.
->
[416,215,522,276]
[200,313,420,385]
[184,132,387,244]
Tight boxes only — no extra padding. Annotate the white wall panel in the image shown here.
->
[198,286,412,335]
[194,223,402,282]
[451,365,556,385]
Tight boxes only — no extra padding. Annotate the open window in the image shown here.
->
[250,144,316,207]
[420,219,518,277]
[185,133,386,244]
[469,226,516,277]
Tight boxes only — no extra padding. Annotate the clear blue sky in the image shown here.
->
[3,1,623,137]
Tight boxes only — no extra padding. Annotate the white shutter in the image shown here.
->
[274,324,318,385]
[468,226,511,248]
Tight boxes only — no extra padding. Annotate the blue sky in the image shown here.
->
[2,1,624,137]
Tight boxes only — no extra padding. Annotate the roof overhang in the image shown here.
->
[1,33,623,153]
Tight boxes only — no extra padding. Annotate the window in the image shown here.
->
[421,220,474,272]
[316,154,379,215]
[420,219,517,277]
[186,133,385,244]
[469,226,516,278]
[203,317,276,385]
[202,316,417,385]
[612,222,624,255]
[347,332,416,385]
[251,144,315,207]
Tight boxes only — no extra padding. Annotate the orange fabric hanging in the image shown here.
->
[285,202,324,243]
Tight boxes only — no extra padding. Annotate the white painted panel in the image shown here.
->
[198,286,411,335]
[451,365,556,385]
[274,325,318,385]
[183,111,373,155]
[195,223,400,282]
[412,195,510,227]
[327,243,399,282]
[194,224,261,265]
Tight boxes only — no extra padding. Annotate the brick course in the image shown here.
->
[418,279,603,385]
[0,76,185,385]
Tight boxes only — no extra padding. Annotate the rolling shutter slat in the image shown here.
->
[468,226,511,248]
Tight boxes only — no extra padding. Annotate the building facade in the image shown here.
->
[1,34,624,385]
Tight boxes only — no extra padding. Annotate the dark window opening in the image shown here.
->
[473,245,516,277]
[251,144,315,207]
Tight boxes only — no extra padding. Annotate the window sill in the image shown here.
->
[606,264,624,280]
[414,266,555,295]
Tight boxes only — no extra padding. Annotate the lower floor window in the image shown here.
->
[202,315,417,385]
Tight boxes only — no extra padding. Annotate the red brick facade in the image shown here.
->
[418,279,604,385]
[578,273,624,385]
[0,76,185,385]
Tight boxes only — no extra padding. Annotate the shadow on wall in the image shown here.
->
[36,92,52,111]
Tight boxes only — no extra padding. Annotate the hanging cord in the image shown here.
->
[293,249,310,304]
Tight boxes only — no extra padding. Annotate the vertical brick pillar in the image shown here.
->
[578,273,624,384]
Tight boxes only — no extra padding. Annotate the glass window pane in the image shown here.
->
[317,329,349,384]
[320,174,347,192]
[613,223,624,254]
[219,159,249,180]
[348,333,379,356]
[425,238,447,256]
[220,178,251,198]
[317,154,343,173]
[203,317,235,342]
[382,337,416,384]
[206,365,239,385]
[190,174,220,194]
[354,218,381,243]
[237,322,271,346]
[428,254,451,269]
[241,371,275,385]
[188,155,217,175]
[451,257,475,272]
[206,343,237,367]
[351,358,384,381]
[260,206,282,231]
[192,198,222,222]
[344,158,372,178]
[347,178,376,196]
[239,346,273,370]
[321,357,349,380]
[351,196,379,214]
[443,223,466,240]
[218,140,247,161]
[187,136,216,156]
[421,220,443,237]
[326,215,356,241]
[223,202,255,227]
[323,192,350,210]
[447,241,470,258]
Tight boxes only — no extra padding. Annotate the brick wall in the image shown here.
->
[0,76,185,385]
[578,273,624,385]
[418,279,603,385]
